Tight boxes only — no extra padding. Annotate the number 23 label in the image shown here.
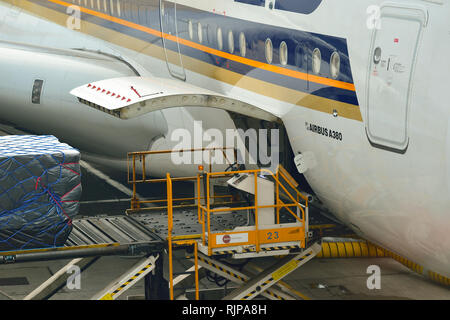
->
[267,232,279,240]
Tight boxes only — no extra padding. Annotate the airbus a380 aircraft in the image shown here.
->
[0,0,449,281]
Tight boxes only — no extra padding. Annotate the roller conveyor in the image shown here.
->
[0,215,165,264]
[66,215,162,247]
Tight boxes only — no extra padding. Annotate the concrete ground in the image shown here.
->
[283,257,450,300]
[0,253,449,300]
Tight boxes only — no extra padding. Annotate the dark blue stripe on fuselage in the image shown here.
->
[30,0,359,106]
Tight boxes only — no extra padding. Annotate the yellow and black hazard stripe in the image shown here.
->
[212,245,300,256]
[106,263,154,299]
[260,245,299,251]
[241,285,287,301]
[295,251,313,262]
[242,277,274,300]
[264,290,286,300]
[213,249,240,255]
[198,255,246,282]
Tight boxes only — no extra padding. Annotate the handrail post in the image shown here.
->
[209,150,212,173]
[131,155,138,210]
[166,173,174,300]
[197,174,201,223]
[305,200,308,236]
[127,153,130,183]
[202,207,206,246]
[194,241,199,300]
[197,174,206,246]
[254,171,259,252]
[276,169,280,224]
[207,173,211,256]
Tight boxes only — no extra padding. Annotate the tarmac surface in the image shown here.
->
[1,253,449,300]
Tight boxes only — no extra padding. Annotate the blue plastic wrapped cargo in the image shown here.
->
[0,135,82,251]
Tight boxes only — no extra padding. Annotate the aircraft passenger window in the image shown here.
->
[197,22,203,43]
[228,30,235,54]
[312,48,321,74]
[265,38,273,64]
[217,27,223,50]
[373,47,382,64]
[188,20,194,40]
[239,32,246,57]
[330,51,340,79]
[279,41,288,65]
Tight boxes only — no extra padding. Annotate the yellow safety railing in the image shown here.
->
[127,147,237,212]
[199,167,308,256]
[167,173,200,300]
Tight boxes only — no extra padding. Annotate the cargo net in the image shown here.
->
[0,135,82,251]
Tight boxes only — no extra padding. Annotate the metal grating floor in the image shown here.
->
[131,208,251,239]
